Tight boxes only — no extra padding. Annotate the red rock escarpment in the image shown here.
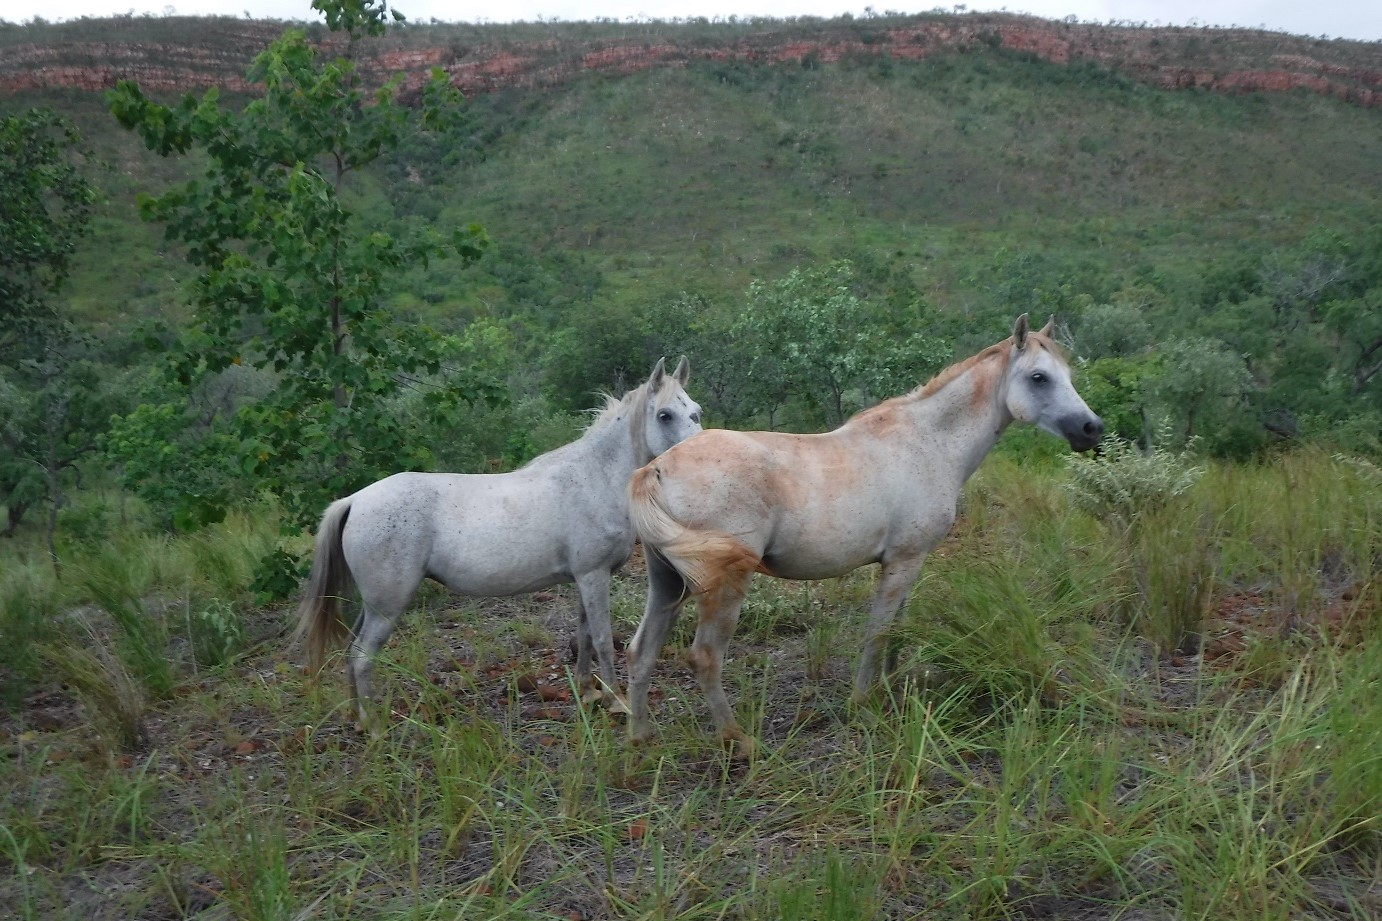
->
[0,14,1377,107]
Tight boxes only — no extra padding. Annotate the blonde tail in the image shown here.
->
[628,465,764,602]
[293,497,354,673]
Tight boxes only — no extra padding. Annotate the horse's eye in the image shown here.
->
[1031,371,1048,385]
[658,410,672,422]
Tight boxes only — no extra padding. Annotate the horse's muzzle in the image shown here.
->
[1065,415,1105,452]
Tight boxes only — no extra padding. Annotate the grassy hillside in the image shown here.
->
[2,17,1380,918]
[426,51,1381,319]
[1,11,1378,544]
[4,17,1379,340]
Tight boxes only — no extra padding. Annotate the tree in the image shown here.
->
[0,107,100,543]
[0,351,125,568]
[730,261,950,430]
[1143,337,1254,449]
[1316,227,1382,401]
[1078,354,1160,447]
[1075,300,1154,360]
[0,108,97,360]
[106,0,489,585]
[101,366,255,532]
[643,293,759,428]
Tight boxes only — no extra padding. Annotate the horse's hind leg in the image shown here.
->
[347,591,411,735]
[687,576,755,758]
[626,551,689,745]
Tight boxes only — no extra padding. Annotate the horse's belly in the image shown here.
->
[426,527,629,597]
[430,555,568,596]
[761,523,884,580]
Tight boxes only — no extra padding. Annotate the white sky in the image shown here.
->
[3,1,1379,42]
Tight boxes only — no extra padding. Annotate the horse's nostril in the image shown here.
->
[1084,419,1104,437]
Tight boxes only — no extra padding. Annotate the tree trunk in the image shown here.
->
[2,499,28,538]
[44,395,66,576]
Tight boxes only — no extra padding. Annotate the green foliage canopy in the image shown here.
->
[0,107,97,359]
[105,1,489,547]
[730,260,951,430]
[0,108,113,552]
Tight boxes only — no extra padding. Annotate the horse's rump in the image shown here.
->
[628,465,765,602]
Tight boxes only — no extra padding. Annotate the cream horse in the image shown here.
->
[296,357,701,730]
[626,316,1103,753]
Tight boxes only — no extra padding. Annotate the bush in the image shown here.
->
[188,598,246,669]
[1063,432,1203,536]
[1065,433,1212,652]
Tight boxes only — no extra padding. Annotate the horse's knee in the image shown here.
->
[686,642,720,680]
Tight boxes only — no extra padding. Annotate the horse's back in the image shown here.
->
[343,468,627,596]
[652,427,886,520]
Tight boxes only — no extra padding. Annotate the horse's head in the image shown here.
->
[1004,314,1104,452]
[642,356,702,457]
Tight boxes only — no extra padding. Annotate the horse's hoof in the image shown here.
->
[628,723,656,747]
[720,729,757,760]
[580,686,605,706]
[607,693,631,716]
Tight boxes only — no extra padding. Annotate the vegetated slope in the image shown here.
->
[400,51,1382,329]
[2,13,1380,333]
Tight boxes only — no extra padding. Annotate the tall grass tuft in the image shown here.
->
[901,560,1108,707]
[180,509,279,601]
[767,847,883,920]
[1327,641,1382,840]
[37,629,147,752]
[1065,435,1210,652]
[190,808,297,921]
[1131,507,1217,653]
[426,715,507,855]
[75,540,176,698]
[0,560,64,705]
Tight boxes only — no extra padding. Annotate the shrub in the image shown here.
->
[1063,431,1203,536]
[188,598,246,669]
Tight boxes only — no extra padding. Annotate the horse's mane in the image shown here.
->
[849,331,1066,427]
[917,331,1068,398]
[916,340,1011,399]
[523,375,672,469]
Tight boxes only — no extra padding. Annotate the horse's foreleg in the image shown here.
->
[574,599,594,698]
[574,569,623,711]
[852,558,925,704]
[626,552,689,745]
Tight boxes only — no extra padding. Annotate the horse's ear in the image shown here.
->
[672,355,690,385]
[648,356,668,389]
[1038,315,1056,337]
[1012,313,1031,351]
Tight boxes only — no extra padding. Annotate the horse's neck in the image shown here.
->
[573,410,647,491]
[904,361,1012,485]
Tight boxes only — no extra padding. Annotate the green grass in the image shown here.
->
[1,450,1379,918]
